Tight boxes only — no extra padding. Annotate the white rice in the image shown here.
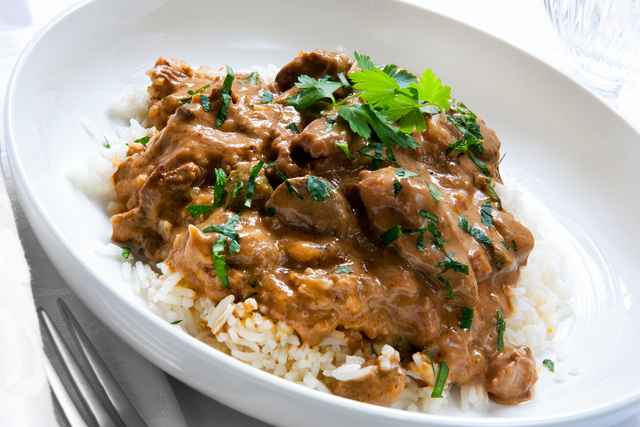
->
[84,64,575,414]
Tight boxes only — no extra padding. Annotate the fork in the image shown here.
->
[38,299,149,427]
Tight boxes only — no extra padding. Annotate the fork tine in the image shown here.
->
[57,299,149,427]
[38,307,119,427]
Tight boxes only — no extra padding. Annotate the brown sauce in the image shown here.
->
[111,50,538,407]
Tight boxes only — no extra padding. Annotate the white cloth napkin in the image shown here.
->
[0,173,56,427]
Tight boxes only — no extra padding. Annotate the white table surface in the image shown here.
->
[1,0,639,426]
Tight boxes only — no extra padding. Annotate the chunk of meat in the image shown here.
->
[274,49,352,91]
[332,350,405,407]
[358,167,478,307]
[268,175,354,236]
[486,345,538,404]
[294,115,352,158]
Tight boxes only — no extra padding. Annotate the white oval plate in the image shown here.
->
[5,0,640,426]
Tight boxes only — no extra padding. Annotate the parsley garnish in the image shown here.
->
[481,201,493,228]
[396,168,419,178]
[286,75,345,110]
[333,266,353,274]
[501,240,510,250]
[425,348,437,377]
[242,292,258,302]
[121,247,131,259]
[469,150,490,177]
[349,53,451,133]
[307,176,335,202]
[497,310,506,352]
[245,160,265,208]
[542,359,555,372]
[287,123,300,134]
[438,276,457,300]
[393,179,402,196]
[244,277,264,288]
[186,205,215,217]
[446,137,484,156]
[459,215,493,246]
[276,172,303,199]
[179,84,211,106]
[485,180,503,211]
[460,308,474,330]
[436,251,469,275]
[170,319,183,325]
[431,360,449,398]
[512,239,518,253]
[380,224,403,245]
[213,168,227,208]
[419,210,439,223]
[216,65,234,128]
[357,141,397,169]
[210,214,243,288]
[103,137,110,149]
[427,182,440,201]
[338,103,419,150]
[325,115,336,132]
[335,141,356,160]
[231,181,243,198]
[249,71,260,85]
[134,136,150,146]
[261,91,273,104]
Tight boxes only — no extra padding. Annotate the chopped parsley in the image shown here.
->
[261,91,273,104]
[497,310,506,352]
[501,240,510,250]
[287,123,300,134]
[242,292,258,302]
[210,214,243,288]
[249,71,260,85]
[230,181,243,198]
[244,277,264,288]
[333,266,353,274]
[436,251,469,275]
[393,179,402,196]
[213,168,227,208]
[431,360,449,398]
[276,172,303,199]
[170,319,183,325]
[419,210,439,223]
[446,137,483,156]
[179,83,211,107]
[103,137,110,149]
[357,141,397,169]
[438,276,457,300]
[335,141,356,160]
[459,215,493,246]
[380,224,403,245]
[396,168,419,178]
[427,182,440,201]
[512,239,518,253]
[481,201,493,228]
[460,307,474,330]
[542,359,555,372]
[186,204,215,217]
[485,180,503,211]
[469,150,490,177]
[307,176,335,202]
[244,160,265,208]
[216,65,234,128]
[325,115,336,132]
[121,247,131,259]
[134,136,150,146]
